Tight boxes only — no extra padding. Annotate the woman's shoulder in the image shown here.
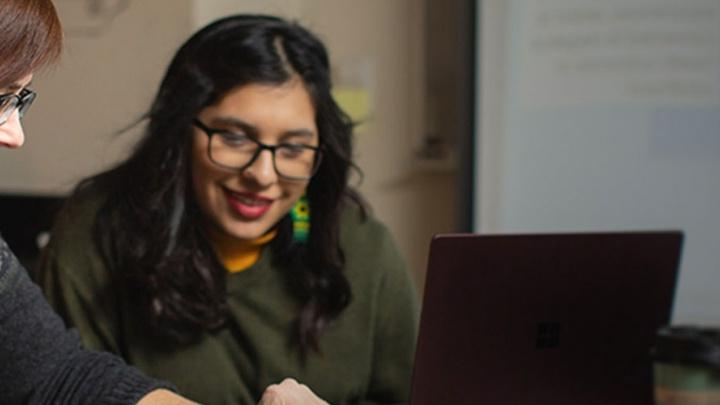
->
[54,184,108,232]
[339,198,390,243]
[0,235,22,292]
[338,198,406,275]
[41,185,108,275]
[337,198,419,318]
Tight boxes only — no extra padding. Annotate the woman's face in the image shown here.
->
[191,78,318,241]
[0,74,32,149]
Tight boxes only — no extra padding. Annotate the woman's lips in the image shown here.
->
[224,189,273,219]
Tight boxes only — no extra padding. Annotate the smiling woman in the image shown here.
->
[38,14,419,405]
[191,79,318,241]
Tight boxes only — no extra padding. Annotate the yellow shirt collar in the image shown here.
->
[206,228,277,273]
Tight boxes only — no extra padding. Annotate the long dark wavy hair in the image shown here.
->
[76,14,359,352]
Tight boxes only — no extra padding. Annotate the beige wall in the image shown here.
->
[0,0,459,292]
[0,0,193,194]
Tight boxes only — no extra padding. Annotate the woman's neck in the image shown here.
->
[205,227,277,273]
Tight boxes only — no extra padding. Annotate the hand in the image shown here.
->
[259,378,329,405]
[137,389,201,404]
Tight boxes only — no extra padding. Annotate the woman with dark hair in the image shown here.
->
[39,14,419,404]
[0,0,198,403]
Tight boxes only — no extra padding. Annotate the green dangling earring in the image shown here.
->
[290,195,310,243]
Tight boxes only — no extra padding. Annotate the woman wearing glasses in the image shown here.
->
[38,14,419,405]
[0,0,200,403]
[0,89,36,146]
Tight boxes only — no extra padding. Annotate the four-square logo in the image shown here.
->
[536,322,562,349]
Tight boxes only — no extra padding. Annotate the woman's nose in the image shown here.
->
[0,111,25,148]
[241,149,278,185]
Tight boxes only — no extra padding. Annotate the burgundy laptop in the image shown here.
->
[409,231,683,405]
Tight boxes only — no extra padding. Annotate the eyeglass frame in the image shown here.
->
[0,88,37,126]
[192,118,323,181]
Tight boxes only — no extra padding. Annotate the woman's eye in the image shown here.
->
[219,132,251,147]
[278,144,312,158]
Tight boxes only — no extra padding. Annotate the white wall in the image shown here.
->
[476,0,720,324]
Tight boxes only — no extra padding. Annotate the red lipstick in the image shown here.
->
[224,189,273,220]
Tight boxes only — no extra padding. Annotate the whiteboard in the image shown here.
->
[475,0,720,324]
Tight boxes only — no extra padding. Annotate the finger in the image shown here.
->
[279,377,299,386]
[258,384,280,405]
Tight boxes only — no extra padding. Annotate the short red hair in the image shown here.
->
[0,0,62,87]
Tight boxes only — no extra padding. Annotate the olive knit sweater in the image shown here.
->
[39,191,419,404]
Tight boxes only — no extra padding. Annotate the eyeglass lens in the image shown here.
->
[0,90,36,125]
[209,134,319,179]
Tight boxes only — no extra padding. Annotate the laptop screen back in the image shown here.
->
[410,232,683,405]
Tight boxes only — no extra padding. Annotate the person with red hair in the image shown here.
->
[0,1,187,403]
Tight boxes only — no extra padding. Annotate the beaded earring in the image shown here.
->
[290,195,310,243]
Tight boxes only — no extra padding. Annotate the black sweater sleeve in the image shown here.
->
[0,236,173,404]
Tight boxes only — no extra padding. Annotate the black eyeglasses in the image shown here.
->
[192,118,323,181]
[0,88,37,125]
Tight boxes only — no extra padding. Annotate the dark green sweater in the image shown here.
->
[39,193,419,404]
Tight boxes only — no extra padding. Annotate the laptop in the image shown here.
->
[409,231,683,405]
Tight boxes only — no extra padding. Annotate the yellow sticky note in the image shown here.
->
[333,87,371,132]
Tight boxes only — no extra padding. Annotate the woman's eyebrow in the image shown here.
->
[280,129,316,141]
[210,116,257,132]
[1,85,19,94]
[210,116,316,139]
[3,80,33,93]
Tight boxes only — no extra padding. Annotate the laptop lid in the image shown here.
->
[409,231,683,405]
